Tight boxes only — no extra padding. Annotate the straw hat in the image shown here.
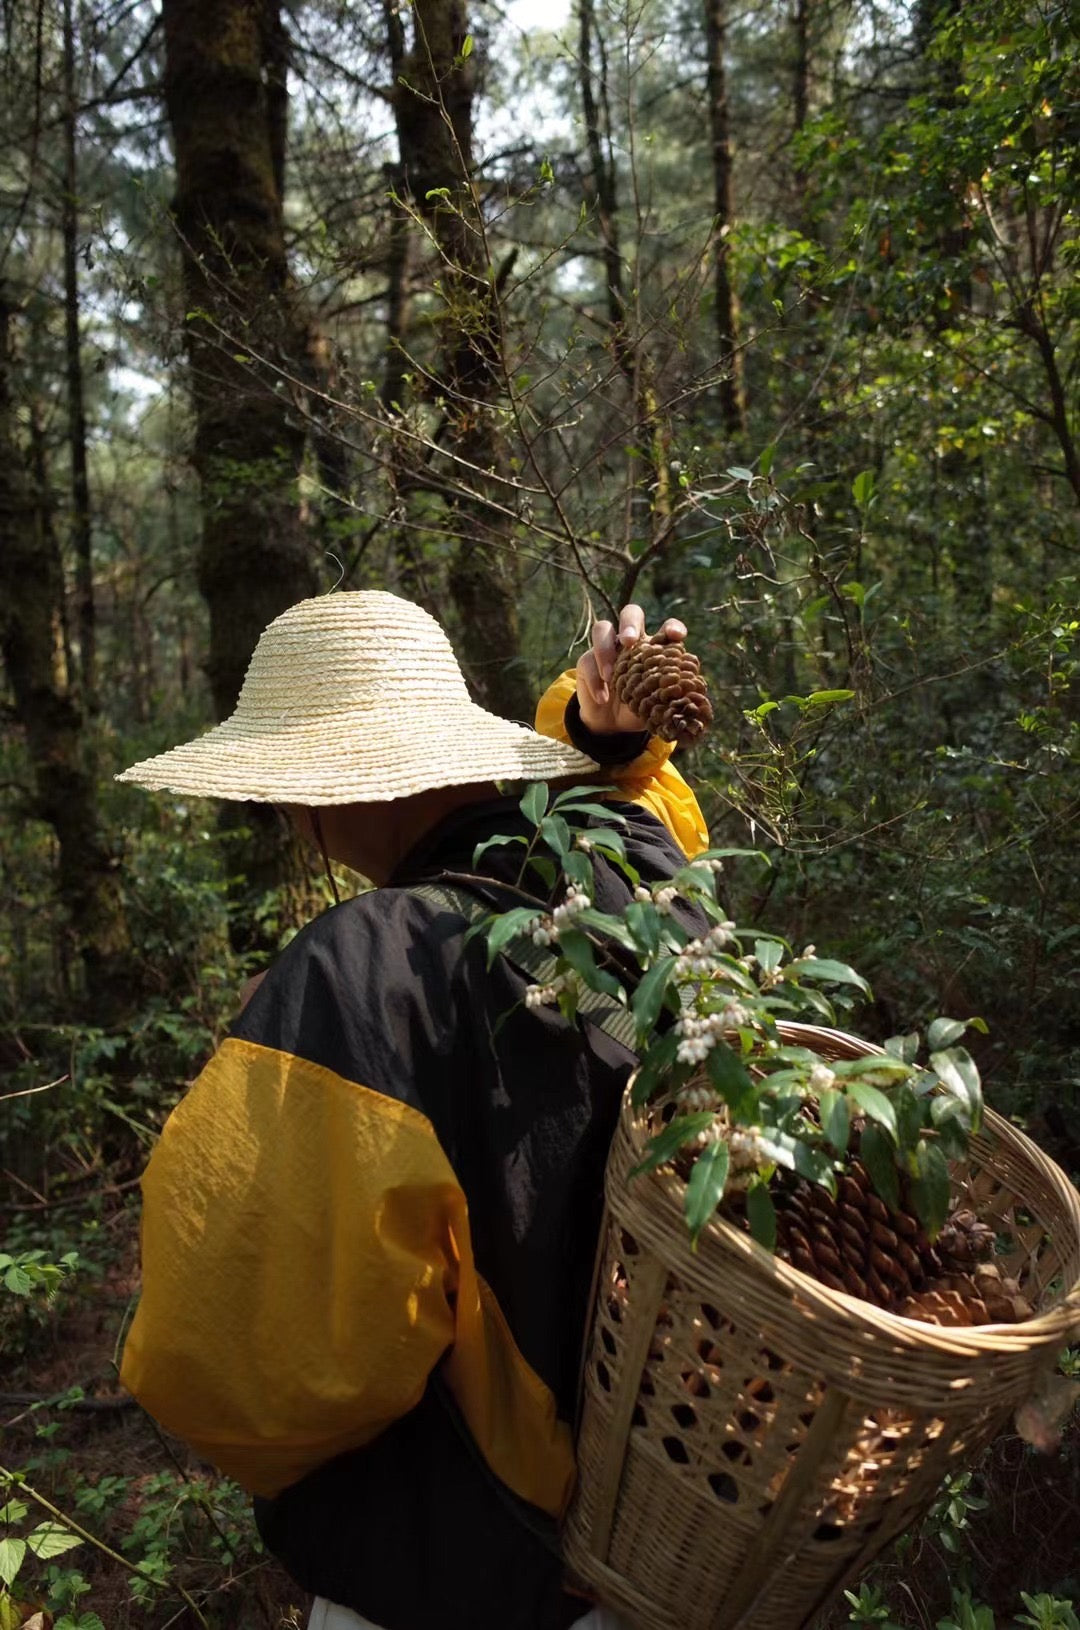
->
[116,591,599,803]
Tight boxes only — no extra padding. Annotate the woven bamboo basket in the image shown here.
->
[563,1022,1080,1630]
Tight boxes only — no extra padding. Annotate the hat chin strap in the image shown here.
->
[311,810,342,907]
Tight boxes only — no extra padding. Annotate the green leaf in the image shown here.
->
[846,1081,899,1141]
[526,854,557,891]
[630,1113,716,1178]
[706,1043,759,1120]
[561,850,593,890]
[804,689,855,705]
[550,795,625,822]
[852,469,876,511]
[27,1521,83,1561]
[860,1123,899,1211]
[909,1141,951,1240]
[631,959,677,1036]
[784,957,871,994]
[573,907,636,949]
[0,1537,26,1588]
[758,444,776,478]
[884,1032,920,1063]
[930,1047,983,1132]
[726,465,755,482]
[631,1031,680,1107]
[459,31,474,57]
[557,929,624,999]
[472,833,526,867]
[3,1266,33,1295]
[484,908,541,966]
[792,1141,836,1190]
[895,1082,925,1150]
[746,1181,777,1250]
[539,813,571,858]
[754,938,784,974]
[685,1139,730,1243]
[581,827,627,860]
[0,1502,27,1525]
[625,900,662,957]
[519,782,548,827]
[927,1017,968,1050]
[818,1088,850,1153]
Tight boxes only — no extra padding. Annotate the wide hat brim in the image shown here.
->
[116,702,599,804]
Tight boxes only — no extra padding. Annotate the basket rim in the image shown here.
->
[617,1021,1080,1356]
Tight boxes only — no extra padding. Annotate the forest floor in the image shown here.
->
[2,1184,309,1629]
[3,1182,1078,1629]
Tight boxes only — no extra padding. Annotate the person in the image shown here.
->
[116,590,709,1630]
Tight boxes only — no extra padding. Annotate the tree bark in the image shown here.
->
[704,0,746,435]
[0,288,133,1021]
[390,0,533,723]
[61,0,96,713]
[578,0,671,575]
[161,0,321,940]
[161,0,317,723]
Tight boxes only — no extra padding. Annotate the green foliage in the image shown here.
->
[474,782,984,1243]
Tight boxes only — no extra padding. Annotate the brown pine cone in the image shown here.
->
[611,634,713,745]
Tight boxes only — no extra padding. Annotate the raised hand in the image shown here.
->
[576,604,688,735]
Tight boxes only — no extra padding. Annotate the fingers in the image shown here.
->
[577,647,608,707]
[587,604,687,688]
[618,604,646,648]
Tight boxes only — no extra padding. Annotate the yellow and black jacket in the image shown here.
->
[120,680,708,1630]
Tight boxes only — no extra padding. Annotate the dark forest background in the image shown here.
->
[1,0,1077,1624]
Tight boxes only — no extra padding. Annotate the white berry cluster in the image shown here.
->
[674,1001,752,1063]
[648,885,679,914]
[552,883,591,927]
[809,1062,837,1093]
[676,920,738,974]
[676,1080,718,1111]
[524,972,577,1009]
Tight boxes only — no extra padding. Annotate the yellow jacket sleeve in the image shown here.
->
[535,670,709,859]
[120,1039,457,1497]
[120,1037,574,1514]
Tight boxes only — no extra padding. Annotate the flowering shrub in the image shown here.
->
[474,783,985,1245]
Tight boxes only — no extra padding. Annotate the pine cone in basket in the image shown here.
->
[611,634,713,745]
[774,1170,1033,1326]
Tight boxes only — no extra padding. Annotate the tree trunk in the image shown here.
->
[391,0,533,723]
[161,0,320,940]
[161,0,317,723]
[704,0,746,435]
[62,0,96,713]
[578,0,672,585]
[0,288,133,1022]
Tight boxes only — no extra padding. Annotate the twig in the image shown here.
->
[0,1072,68,1104]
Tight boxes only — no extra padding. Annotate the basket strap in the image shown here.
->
[408,879,639,1054]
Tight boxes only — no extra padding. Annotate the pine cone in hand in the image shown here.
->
[611,634,713,745]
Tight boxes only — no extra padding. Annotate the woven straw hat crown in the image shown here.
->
[116,591,598,803]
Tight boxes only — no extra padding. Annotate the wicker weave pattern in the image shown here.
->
[563,1023,1080,1630]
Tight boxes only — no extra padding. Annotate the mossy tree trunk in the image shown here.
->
[161,0,319,931]
[704,0,746,436]
[0,289,133,1022]
[391,0,533,724]
[161,0,317,719]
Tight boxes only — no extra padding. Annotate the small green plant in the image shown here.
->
[1017,1594,1080,1630]
[844,1581,905,1628]
[936,1587,996,1630]
[926,1470,989,1555]
[0,1492,82,1630]
[475,782,985,1245]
